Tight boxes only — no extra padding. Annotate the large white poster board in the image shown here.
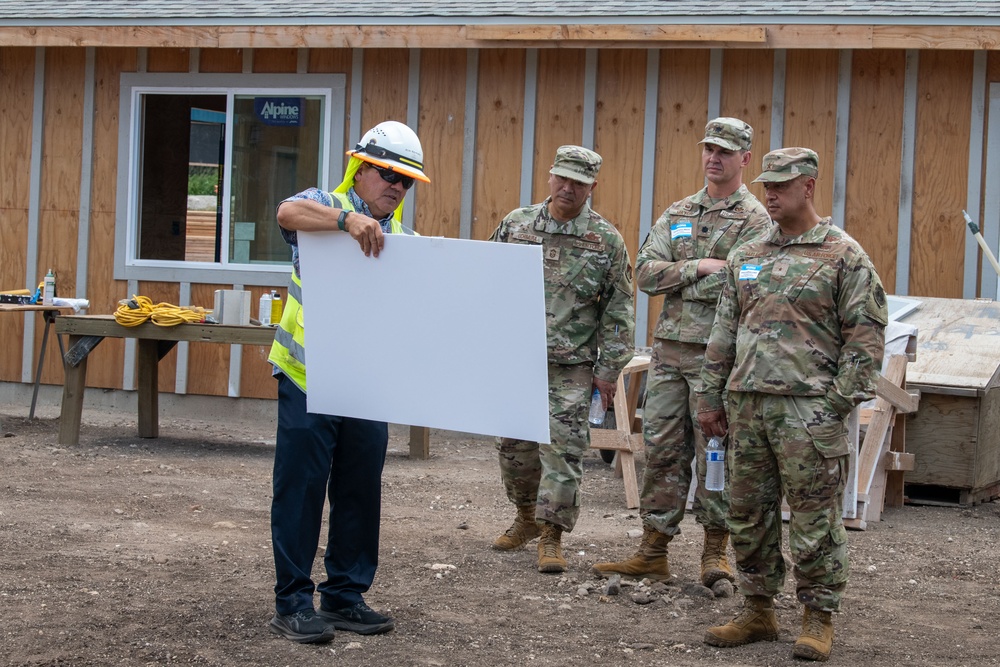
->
[298,232,551,443]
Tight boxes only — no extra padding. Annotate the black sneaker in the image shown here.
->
[318,601,395,635]
[269,609,336,644]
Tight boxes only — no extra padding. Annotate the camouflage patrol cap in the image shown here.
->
[698,117,753,152]
[550,145,602,185]
[753,147,820,183]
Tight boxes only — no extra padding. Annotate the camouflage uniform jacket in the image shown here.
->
[698,218,888,418]
[635,185,771,344]
[489,197,635,384]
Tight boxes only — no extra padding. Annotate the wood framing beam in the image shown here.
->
[885,451,916,472]
[875,375,920,414]
[873,26,1000,49]
[464,24,767,43]
[1,24,1000,50]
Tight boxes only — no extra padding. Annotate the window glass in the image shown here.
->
[137,93,225,262]
[229,95,324,265]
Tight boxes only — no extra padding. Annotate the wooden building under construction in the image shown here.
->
[2,0,1000,403]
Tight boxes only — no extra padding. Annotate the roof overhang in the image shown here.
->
[2,17,1000,49]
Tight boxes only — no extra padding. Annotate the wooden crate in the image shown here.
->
[902,297,1000,505]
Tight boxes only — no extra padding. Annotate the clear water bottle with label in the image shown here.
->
[588,389,606,426]
[705,436,726,491]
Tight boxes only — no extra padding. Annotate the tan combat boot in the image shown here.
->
[537,523,567,573]
[492,505,540,551]
[700,528,736,587]
[704,595,780,647]
[591,526,672,581]
[792,607,834,662]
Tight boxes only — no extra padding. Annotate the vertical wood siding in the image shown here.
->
[415,49,467,239]
[0,48,35,382]
[1,43,996,397]
[845,49,906,287]
[36,48,85,384]
[84,48,135,389]
[648,50,712,345]
[783,49,839,217]
[721,49,774,196]
[910,51,973,298]
[472,49,525,241]
[533,49,587,204]
[592,49,647,267]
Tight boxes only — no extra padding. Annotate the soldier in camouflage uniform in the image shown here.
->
[488,145,635,574]
[696,148,888,662]
[592,118,771,587]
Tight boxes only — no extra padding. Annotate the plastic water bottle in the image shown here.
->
[588,389,606,426]
[258,291,272,326]
[705,436,726,491]
[42,269,55,306]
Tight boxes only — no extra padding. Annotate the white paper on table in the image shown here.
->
[298,231,551,443]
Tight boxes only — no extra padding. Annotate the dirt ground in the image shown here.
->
[1,403,998,667]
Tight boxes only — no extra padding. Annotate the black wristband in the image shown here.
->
[337,209,349,231]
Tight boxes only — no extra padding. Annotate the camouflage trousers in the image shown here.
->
[726,391,850,612]
[640,338,728,536]
[496,362,592,532]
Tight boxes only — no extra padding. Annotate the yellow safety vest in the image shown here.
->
[268,192,409,392]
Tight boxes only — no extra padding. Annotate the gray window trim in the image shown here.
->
[114,72,346,285]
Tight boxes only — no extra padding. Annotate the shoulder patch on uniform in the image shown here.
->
[865,279,889,326]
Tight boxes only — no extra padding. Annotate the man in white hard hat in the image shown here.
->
[267,120,429,644]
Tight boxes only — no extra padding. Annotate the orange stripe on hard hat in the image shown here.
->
[346,151,431,183]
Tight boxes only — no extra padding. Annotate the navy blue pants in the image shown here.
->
[271,373,389,616]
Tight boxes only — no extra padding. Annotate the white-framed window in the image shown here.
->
[114,73,346,284]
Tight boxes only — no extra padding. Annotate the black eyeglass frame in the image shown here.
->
[370,164,415,190]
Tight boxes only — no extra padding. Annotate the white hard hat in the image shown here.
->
[348,120,430,183]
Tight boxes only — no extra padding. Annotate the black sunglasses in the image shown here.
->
[371,164,414,190]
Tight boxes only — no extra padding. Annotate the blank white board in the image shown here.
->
[299,232,551,443]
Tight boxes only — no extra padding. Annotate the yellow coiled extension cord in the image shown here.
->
[114,295,210,327]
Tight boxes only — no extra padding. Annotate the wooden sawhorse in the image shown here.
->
[589,355,650,509]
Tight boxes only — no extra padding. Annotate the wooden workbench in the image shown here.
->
[55,315,430,454]
[55,315,277,446]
